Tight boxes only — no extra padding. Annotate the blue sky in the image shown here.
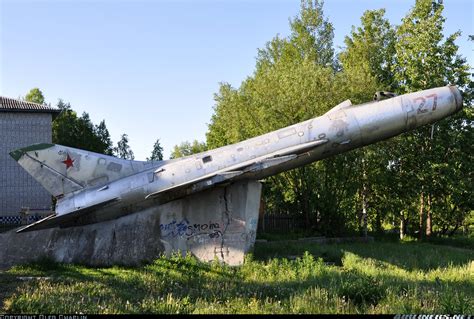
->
[1,0,473,160]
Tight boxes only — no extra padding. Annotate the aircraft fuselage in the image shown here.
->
[13,86,463,231]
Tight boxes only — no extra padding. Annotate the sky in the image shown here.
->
[1,0,473,160]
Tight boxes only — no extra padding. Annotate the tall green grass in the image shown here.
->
[1,241,472,314]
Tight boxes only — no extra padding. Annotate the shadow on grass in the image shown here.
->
[253,241,344,265]
[0,272,24,312]
[3,241,473,314]
[337,241,474,271]
[254,241,473,271]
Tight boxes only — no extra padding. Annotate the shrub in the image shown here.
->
[337,270,386,306]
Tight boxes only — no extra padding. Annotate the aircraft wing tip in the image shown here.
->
[15,214,57,233]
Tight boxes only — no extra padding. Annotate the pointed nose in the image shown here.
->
[449,86,463,112]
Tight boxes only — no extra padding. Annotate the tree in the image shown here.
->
[206,0,472,238]
[170,140,207,159]
[148,139,164,161]
[289,0,335,67]
[52,100,77,146]
[338,9,397,236]
[394,0,468,92]
[52,100,114,155]
[339,9,396,92]
[114,134,135,160]
[256,0,335,70]
[207,0,354,233]
[392,0,471,238]
[25,88,45,105]
[95,120,114,156]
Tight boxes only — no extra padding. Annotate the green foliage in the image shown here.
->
[95,120,114,156]
[206,0,472,238]
[114,134,135,160]
[425,234,474,250]
[52,100,114,155]
[207,1,382,235]
[339,9,396,91]
[170,140,207,159]
[337,270,385,306]
[256,0,334,70]
[206,0,350,232]
[25,88,45,105]
[2,241,473,314]
[387,0,473,238]
[148,138,164,161]
[394,0,470,92]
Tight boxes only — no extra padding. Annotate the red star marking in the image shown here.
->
[62,153,75,169]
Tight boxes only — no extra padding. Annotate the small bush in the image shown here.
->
[439,287,473,314]
[337,270,386,306]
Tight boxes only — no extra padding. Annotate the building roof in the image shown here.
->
[0,96,61,118]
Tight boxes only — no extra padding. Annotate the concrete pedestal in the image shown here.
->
[0,181,261,269]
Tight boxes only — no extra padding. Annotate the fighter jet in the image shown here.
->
[10,86,463,233]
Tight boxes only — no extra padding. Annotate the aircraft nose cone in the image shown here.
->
[449,86,463,112]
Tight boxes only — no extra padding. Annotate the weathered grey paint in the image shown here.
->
[0,113,53,216]
[0,180,261,269]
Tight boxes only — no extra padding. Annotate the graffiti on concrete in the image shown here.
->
[160,218,222,239]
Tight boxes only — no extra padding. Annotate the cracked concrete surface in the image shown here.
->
[220,185,232,260]
[0,181,261,269]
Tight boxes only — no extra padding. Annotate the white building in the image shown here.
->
[0,96,60,224]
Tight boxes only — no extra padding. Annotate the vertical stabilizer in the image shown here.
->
[10,144,156,197]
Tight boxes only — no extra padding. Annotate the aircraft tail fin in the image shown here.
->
[9,143,157,198]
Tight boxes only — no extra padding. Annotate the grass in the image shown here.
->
[1,240,472,314]
[424,235,474,250]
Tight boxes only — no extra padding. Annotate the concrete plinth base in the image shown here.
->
[0,181,261,269]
